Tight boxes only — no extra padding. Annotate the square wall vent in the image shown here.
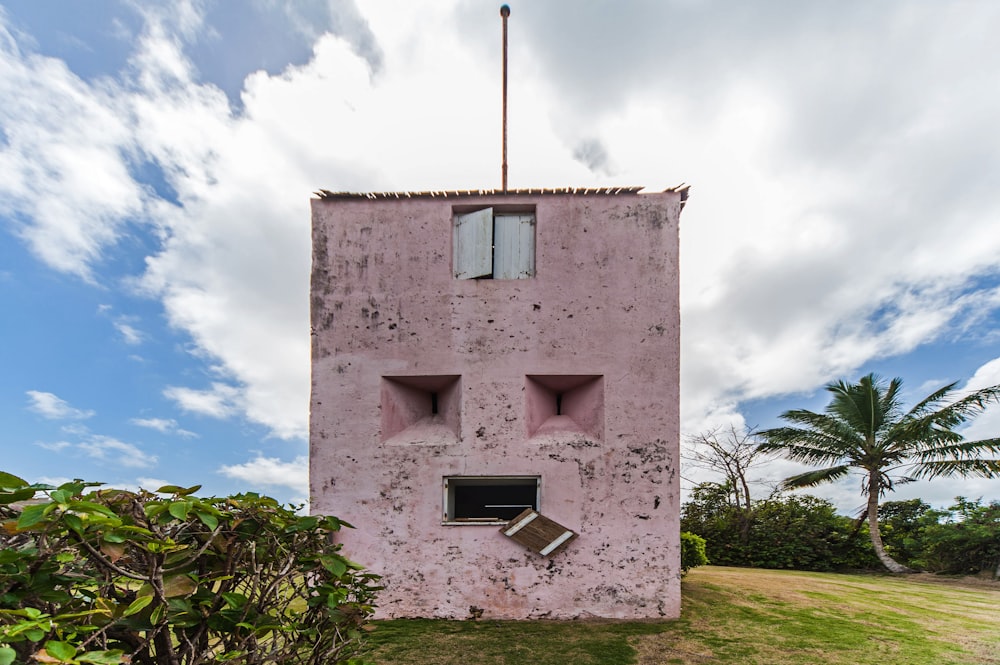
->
[525,375,604,441]
[381,375,461,445]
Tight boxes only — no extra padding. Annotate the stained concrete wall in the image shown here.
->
[310,190,682,619]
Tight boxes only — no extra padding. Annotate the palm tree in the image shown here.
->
[758,373,1000,573]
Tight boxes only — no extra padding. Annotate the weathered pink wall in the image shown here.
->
[310,190,683,619]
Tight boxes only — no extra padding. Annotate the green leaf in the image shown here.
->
[63,513,83,533]
[0,646,16,665]
[194,510,218,530]
[24,627,46,641]
[156,484,202,497]
[0,488,34,504]
[77,650,125,665]
[17,503,52,529]
[319,555,348,577]
[49,489,72,504]
[221,592,248,610]
[0,472,27,490]
[44,641,77,662]
[122,595,153,617]
[143,502,168,519]
[66,501,117,518]
[168,501,192,520]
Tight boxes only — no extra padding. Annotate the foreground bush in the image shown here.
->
[0,472,380,665]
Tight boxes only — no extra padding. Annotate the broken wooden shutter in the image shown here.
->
[493,213,535,279]
[454,208,493,279]
[500,508,577,557]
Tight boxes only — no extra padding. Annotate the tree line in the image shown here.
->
[681,482,1000,576]
[685,372,1000,576]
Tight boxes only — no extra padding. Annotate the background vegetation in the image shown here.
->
[680,481,1000,576]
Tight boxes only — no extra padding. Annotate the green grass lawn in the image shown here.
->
[364,566,1000,665]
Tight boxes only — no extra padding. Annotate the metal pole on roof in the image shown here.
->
[501,4,510,193]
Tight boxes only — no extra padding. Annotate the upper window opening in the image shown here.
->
[453,208,535,280]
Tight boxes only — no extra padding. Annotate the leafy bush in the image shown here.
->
[680,532,708,574]
[681,482,877,572]
[918,497,1000,576]
[0,472,380,665]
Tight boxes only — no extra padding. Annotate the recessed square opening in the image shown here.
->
[525,375,604,441]
[443,476,540,524]
[381,375,461,445]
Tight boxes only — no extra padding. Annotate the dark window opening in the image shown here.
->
[430,392,439,415]
[444,476,539,523]
[555,393,563,416]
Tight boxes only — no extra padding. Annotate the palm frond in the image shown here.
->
[901,381,958,419]
[901,384,1000,433]
[909,437,1000,462]
[908,459,1000,480]
[757,427,855,465]
[781,465,851,489]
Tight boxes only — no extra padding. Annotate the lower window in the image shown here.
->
[443,476,540,524]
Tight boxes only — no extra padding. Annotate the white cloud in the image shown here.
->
[26,391,95,420]
[36,441,73,452]
[131,417,198,438]
[163,383,242,419]
[135,477,171,491]
[114,320,144,345]
[35,435,157,470]
[218,455,308,494]
[954,358,1000,444]
[132,417,172,431]
[77,435,158,468]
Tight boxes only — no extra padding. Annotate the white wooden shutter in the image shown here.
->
[493,214,535,279]
[454,208,493,279]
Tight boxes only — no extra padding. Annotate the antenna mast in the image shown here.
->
[500,4,510,192]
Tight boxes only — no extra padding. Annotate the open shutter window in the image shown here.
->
[454,208,493,279]
[500,508,577,557]
[493,214,535,279]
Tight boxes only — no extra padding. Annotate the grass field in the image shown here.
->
[365,566,1000,665]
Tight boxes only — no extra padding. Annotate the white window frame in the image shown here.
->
[442,475,540,525]
[453,208,535,280]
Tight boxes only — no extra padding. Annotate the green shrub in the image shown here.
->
[680,531,708,574]
[0,471,380,665]
[681,483,877,572]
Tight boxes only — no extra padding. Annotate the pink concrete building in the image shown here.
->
[309,186,685,619]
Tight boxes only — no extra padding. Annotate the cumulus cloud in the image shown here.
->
[131,417,197,438]
[36,435,157,469]
[163,383,242,419]
[26,391,95,420]
[79,436,158,468]
[218,455,308,493]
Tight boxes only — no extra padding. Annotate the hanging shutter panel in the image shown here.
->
[500,508,577,557]
[454,208,494,279]
[493,214,535,279]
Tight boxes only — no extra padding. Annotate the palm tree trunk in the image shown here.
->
[866,478,913,574]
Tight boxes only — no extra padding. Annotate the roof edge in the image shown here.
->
[314,184,690,200]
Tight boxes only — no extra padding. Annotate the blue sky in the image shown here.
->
[2,0,1000,513]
